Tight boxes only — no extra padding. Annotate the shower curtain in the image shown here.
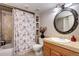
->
[13,9,36,55]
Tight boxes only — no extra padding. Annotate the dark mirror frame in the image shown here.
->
[54,8,78,34]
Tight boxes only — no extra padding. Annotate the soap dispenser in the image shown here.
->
[71,35,76,42]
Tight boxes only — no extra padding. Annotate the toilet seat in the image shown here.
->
[33,44,43,48]
[33,44,43,51]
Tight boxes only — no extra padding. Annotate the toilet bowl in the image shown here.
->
[33,38,43,56]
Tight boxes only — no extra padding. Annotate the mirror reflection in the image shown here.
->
[55,11,74,32]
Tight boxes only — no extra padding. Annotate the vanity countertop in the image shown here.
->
[44,38,79,53]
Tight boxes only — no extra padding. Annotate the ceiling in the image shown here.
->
[2,3,58,14]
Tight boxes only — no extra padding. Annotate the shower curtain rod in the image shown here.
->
[0,4,35,15]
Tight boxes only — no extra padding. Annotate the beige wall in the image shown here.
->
[0,10,2,41]
[40,4,79,41]
[2,10,12,43]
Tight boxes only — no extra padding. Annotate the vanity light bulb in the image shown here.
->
[53,8,59,12]
[53,7,61,13]
[64,3,72,7]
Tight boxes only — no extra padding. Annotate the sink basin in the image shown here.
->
[50,38,70,43]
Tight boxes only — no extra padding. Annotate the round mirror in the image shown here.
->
[54,8,78,34]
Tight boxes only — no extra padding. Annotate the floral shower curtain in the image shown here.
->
[13,9,36,55]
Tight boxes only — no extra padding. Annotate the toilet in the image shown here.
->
[33,38,43,56]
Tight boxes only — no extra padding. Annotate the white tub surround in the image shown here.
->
[0,48,13,56]
[0,43,13,56]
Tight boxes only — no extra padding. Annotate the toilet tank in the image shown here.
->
[39,38,43,45]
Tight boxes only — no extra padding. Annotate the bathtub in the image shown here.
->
[0,43,13,56]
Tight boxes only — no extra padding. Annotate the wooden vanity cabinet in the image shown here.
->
[43,42,79,56]
[43,46,50,56]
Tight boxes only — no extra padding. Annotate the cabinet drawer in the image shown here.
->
[44,42,51,48]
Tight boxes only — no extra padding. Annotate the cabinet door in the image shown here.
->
[50,42,79,56]
[51,50,62,56]
[43,47,50,56]
[58,48,79,56]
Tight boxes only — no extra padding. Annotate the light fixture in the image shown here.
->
[53,4,62,13]
[64,3,72,7]
[53,7,61,12]
[24,4,30,9]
